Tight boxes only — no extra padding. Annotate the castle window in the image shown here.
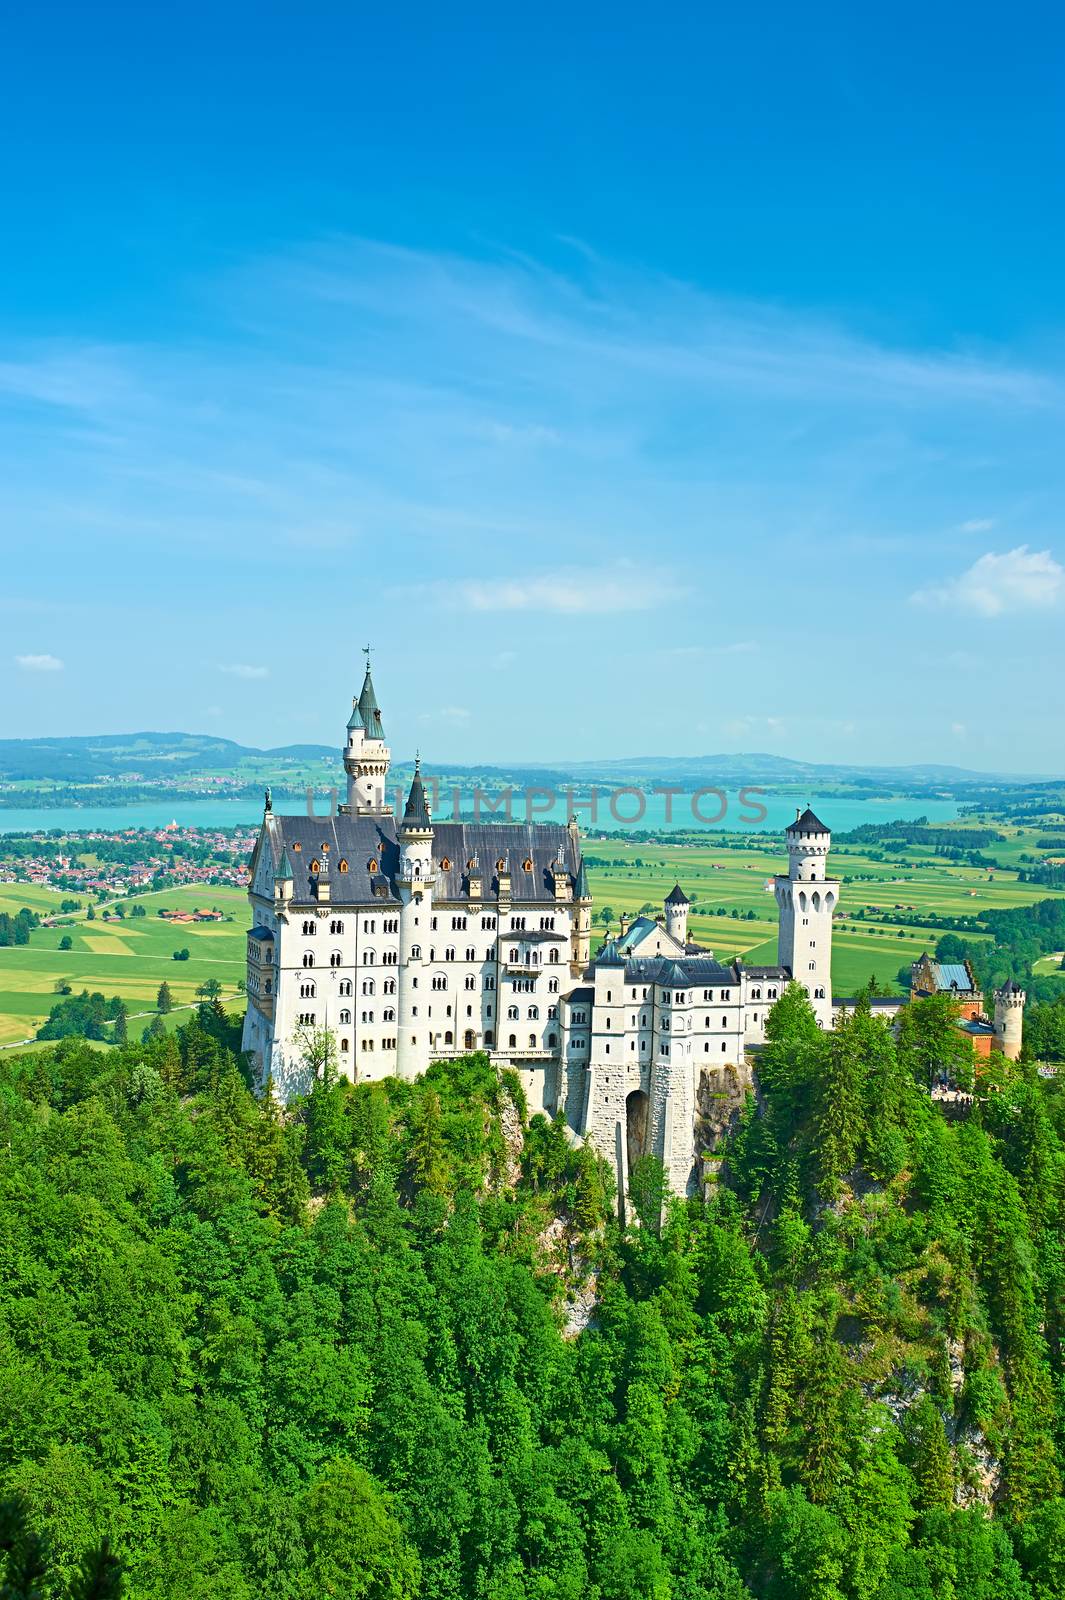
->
[548,978,559,994]
[441,858,451,871]
[528,1005,539,1020]
[330,952,342,967]
[340,1009,351,1024]
[364,949,375,965]
[431,974,447,991]
[485,976,495,991]
[721,1041,727,1052]
[549,948,559,963]
[383,978,396,995]
[339,980,352,996]
[330,919,344,934]
[523,859,533,872]
[507,1005,519,1020]
[508,1034,517,1049]
[465,975,476,990]
[311,860,320,875]
[485,1030,494,1047]
[341,1038,349,1052]
[302,921,316,936]
[445,946,455,961]
[548,1033,557,1047]
[383,1008,395,1022]
[368,858,378,873]
[300,981,316,999]
[411,945,421,959]
[466,946,476,961]
[302,951,315,968]
[497,859,506,872]
[529,1033,536,1047]
[292,842,302,852]
[362,979,375,996]
[338,859,349,873]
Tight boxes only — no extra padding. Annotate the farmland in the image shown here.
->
[0,882,247,1047]
[2,817,1064,1048]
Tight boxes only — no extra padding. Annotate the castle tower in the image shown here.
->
[396,757,435,1082]
[993,979,1025,1061]
[342,652,392,814]
[664,883,690,946]
[572,852,592,970]
[774,806,839,1029]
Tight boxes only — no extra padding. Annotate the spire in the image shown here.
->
[358,646,384,739]
[346,697,364,733]
[665,883,690,905]
[274,845,294,883]
[401,754,432,832]
[574,857,590,899]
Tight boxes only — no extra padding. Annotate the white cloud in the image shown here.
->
[15,653,63,672]
[219,662,269,679]
[959,518,996,533]
[434,564,677,615]
[911,545,1065,616]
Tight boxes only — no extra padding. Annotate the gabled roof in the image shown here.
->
[665,883,690,906]
[624,955,740,987]
[616,915,659,952]
[788,806,829,836]
[933,962,975,993]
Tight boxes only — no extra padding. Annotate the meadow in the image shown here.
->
[0,882,247,1047]
[2,820,1063,1048]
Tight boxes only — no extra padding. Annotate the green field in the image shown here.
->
[584,831,1065,997]
[0,884,247,1046]
[2,823,1063,1046]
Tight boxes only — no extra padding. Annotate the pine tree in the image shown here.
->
[156,981,172,1015]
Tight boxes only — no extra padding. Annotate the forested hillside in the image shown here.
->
[1,995,1064,1598]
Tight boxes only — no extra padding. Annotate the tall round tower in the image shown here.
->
[396,758,435,1082]
[664,883,690,946]
[342,653,392,814]
[993,979,1025,1061]
[774,806,839,1029]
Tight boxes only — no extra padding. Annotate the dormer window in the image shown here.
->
[522,858,533,872]
[338,859,349,873]
[497,858,506,872]
[368,858,379,873]
[310,859,320,875]
[441,857,451,871]
[292,841,302,852]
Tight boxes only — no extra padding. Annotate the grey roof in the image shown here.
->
[346,699,364,732]
[401,760,432,831]
[249,924,274,940]
[274,845,294,883]
[504,928,568,943]
[665,883,690,905]
[998,978,1025,996]
[358,666,384,739]
[574,858,591,899]
[261,813,583,907]
[432,822,581,901]
[624,955,739,987]
[743,964,789,979]
[933,962,975,993]
[788,806,829,836]
[596,938,626,968]
[565,986,594,1004]
[616,915,659,951]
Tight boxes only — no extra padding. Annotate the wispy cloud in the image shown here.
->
[911,546,1065,616]
[959,517,996,533]
[15,653,64,672]
[219,662,270,679]
[430,564,678,615]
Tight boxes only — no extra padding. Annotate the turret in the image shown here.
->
[573,855,592,970]
[274,845,294,907]
[775,806,838,1029]
[665,883,690,946]
[993,979,1025,1061]
[342,651,392,814]
[396,757,435,1082]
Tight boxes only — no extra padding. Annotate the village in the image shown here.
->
[0,822,256,904]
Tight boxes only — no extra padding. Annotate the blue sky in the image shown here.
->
[2,1,1063,773]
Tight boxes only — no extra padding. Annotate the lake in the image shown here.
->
[0,789,962,836]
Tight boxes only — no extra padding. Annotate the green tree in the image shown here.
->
[156,982,173,1014]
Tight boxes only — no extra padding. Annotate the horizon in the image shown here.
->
[3,3,1063,768]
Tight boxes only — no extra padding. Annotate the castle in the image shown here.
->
[241,660,1023,1196]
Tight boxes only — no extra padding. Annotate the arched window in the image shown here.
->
[484,1030,494,1047]
[507,1004,519,1020]
[339,979,352,996]
[549,948,559,963]
[529,1033,536,1047]
[300,980,316,999]
[383,978,396,995]
[528,1005,539,1020]
[547,1033,557,1047]
[302,920,316,936]
[509,947,519,963]
[265,979,272,995]
[383,1007,396,1022]
[362,978,375,996]
[330,951,342,967]
[329,919,344,934]
[340,1009,351,1024]
[341,1037,350,1052]
[431,973,447,991]
[508,1033,517,1049]
[303,951,315,968]
[411,944,421,959]
[363,949,375,965]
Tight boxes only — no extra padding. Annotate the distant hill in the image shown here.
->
[0,730,1055,790]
